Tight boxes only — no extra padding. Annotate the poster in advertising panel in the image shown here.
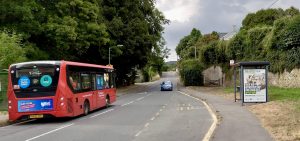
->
[243,69,267,102]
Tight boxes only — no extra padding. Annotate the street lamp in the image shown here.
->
[109,44,123,65]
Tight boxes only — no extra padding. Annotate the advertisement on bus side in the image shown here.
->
[18,99,53,112]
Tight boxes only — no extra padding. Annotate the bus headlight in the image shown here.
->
[60,103,64,106]
[8,106,12,109]
[60,97,64,101]
[8,100,11,104]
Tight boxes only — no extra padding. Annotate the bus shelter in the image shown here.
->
[232,61,270,105]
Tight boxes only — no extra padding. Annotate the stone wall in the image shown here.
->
[202,66,223,86]
[202,66,300,88]
[268,69,300,88]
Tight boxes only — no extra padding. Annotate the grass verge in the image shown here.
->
[224,86,300,141]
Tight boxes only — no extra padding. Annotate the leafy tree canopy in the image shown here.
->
[0,0,169,85]
[0,31,27,69]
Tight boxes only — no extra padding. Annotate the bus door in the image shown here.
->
[95,74,105,107]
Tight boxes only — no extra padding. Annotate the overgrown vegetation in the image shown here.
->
[0,32,27,68]
[0,0,169,86]
[179,59,204,86]
[0,72,8,111]
[176,7,300,82]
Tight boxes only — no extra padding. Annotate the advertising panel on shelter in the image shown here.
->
[243,69,267,102]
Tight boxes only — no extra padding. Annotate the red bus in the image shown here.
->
[7,61,116,121]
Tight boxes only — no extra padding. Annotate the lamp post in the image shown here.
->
[109,44,123,65]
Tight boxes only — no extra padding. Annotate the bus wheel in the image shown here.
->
[105,95,110,108]
[83,101,90,115]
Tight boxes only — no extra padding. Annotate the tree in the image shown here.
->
[176,28,202,59]
[0,31,27,69]
[226,30,247,61]
[102,0,169,85]
[242,8,285,30]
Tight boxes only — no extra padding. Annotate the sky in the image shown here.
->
[155,0,300,62]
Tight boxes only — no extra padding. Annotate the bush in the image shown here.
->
[282,15,300,50]
[179,59,205,86]
[0,31,27,69]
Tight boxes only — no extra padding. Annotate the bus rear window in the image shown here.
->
[11,64,60,98]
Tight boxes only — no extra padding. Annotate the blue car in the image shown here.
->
[161,81,173,91]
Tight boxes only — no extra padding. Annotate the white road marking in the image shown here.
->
[121,101,134,107]
[134,104,165,138]
[178,91,218,141]
[90,109,114,118]
[136,97,145,101]
[25,123,74,141]
[137,92,147,95]
[135,130,143,137]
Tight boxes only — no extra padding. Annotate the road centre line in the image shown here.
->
[135,130,143,137]
[90,109,114,118]
[121,101,134,107]
[134,104,165,138]
[137,92,147,95]
[178,91,218,141]
[136,97,145,101]
[25,123,74,141]
[144,123,150,128]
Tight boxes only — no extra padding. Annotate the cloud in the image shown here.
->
[156,0,200,23]
[156,0,300,61]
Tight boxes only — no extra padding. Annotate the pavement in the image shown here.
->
[0,113,7,123]
[180,87,273,141]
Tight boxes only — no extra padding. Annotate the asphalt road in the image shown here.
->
[0,72,212,141]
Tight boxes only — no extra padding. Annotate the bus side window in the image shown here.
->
[69,72,80,91]
[81,73,91,90]
[104,73,109,89]
[96,74,104,90]
[109,72,116,88]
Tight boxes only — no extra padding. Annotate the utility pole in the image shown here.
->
[109,47,111,65]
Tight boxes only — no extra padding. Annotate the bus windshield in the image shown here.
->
[10,63,60,98]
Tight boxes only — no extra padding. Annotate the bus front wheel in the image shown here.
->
[83,101,90,115]
[105,95,110,108]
